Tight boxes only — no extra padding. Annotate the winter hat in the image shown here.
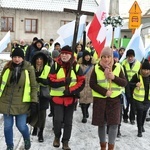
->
[31,51,48,65]
[83,50,91,58]
[61,45,72,54]
[77,51,83,60]
[126,49,135,57]
[52,50,60,58]
[100,46,112,57]
[141,59,150,70]
[113,51,119,58]
[12,47,24,59]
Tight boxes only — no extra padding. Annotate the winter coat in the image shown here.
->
[78,57,96,104]
[90,63,127,126]
[0,60,37,115]
[49,57,85,106]
[31,51,51,110]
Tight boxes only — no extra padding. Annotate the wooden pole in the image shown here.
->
[109,27,115,90]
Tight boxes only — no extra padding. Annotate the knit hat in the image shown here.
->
[141,59,150,70]
[126,49,135,57]
[12,47,24,59]
[100,47,112,57]
[52,50,60,58]
[113,51,119,58]
[83,50,91,58]
[61,45,72,54]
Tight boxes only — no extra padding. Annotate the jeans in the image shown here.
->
[3,114,30,147]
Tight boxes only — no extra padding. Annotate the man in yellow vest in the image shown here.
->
[122,49,141,125]
[49,45,85,150]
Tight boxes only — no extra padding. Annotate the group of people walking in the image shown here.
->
[0,38,150,150]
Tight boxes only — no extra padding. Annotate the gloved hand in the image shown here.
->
[65,77,72,85]
[36,78,43,83]
[30,102,38,114]
[63,89,71,96]
[36,78,50,85]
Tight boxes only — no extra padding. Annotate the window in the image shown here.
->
[60,20,71,26]
[60,20,89,26]
[1,17,14,32]
[25,19,38,33]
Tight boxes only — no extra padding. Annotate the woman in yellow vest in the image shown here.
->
[30,51,51,142]
[130,59,150,137]
[0,48,37,150]
[50,45,85,150]
[90,47,127,150]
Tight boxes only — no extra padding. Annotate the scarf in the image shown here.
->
[100,59,113,80]
[10,62,23,84]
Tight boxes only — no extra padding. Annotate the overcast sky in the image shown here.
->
[96,0,150,17]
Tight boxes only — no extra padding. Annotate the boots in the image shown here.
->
[38,128,44,142]
[100,142,106,150]
[62,141,71,150]
[137,126,142,137]
[117,125,121,138]
[53,137,60,147]
[81,104,87,123]
[108,143,114,150]
[6,146,14,150]
[142,126,145,132]
[86,103,90,118]
[24,139,31,150]
[32,127,37,136]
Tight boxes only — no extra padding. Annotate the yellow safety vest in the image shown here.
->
[133,75,150,101]
[92,64,122,98]
[122,59,141,81]
[0,69,31,102]
[39,65,50,79]
[50,63,80,96]
[38,65,50,87]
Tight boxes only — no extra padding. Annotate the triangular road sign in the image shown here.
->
[129,1,142,13]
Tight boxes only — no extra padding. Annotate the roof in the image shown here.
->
[0,0,98,13]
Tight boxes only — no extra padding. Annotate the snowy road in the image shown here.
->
[0,104,150,150]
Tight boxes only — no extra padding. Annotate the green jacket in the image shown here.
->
[0,60,37,115]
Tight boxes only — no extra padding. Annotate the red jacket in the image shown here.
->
[49,57,85,106]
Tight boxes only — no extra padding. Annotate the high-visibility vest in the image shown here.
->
[38,65,50,87]
[92,64,122,98]
[122,59,141,81]
[0,69,31,102]
[50,63,80,96]
[39,65,50,79]
[133,75,150,101]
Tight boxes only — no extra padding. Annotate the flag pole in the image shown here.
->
[109,27,115,90]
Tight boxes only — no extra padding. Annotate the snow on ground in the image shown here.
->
[0,104,150,150]
[0,53,11,60]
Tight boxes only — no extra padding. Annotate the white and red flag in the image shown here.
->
[87,0,107,57]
